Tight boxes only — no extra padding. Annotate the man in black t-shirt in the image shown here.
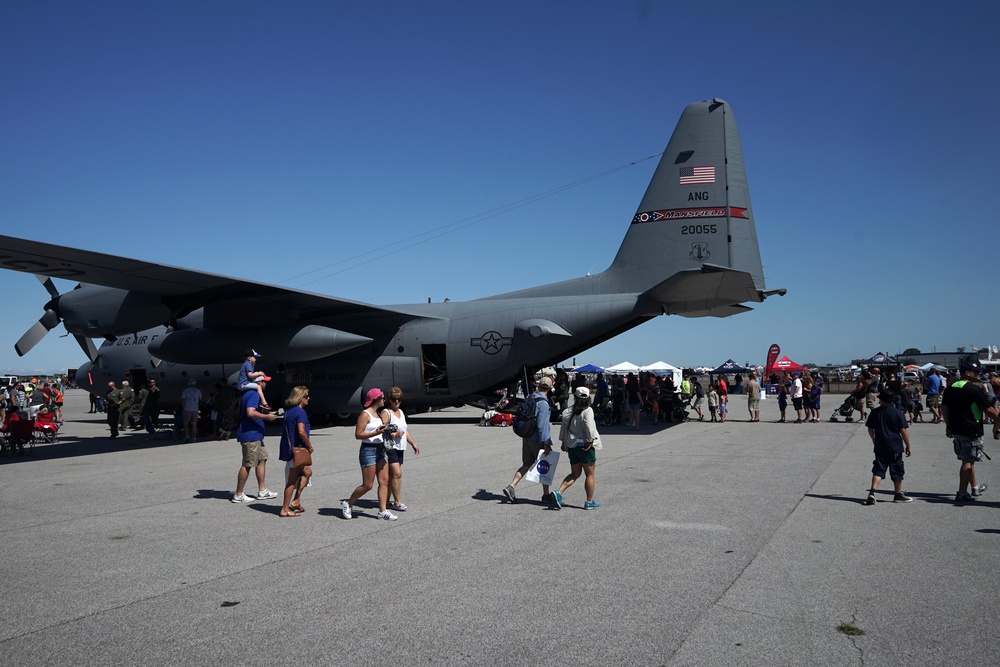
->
[942,359,1000,502]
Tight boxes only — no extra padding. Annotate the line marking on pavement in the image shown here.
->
[652,520,730,531]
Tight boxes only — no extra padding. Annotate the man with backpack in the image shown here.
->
[502,375,554,504]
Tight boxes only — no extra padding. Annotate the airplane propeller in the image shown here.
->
[15,275,99,361]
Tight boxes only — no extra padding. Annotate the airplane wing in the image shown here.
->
[0,234,425,325]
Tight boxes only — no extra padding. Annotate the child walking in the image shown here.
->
[708,384,719,422]
[864,390,913,505]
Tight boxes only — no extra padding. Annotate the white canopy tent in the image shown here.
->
[605,361,640,375]
[918,362,948,372]
[639,361,683,387]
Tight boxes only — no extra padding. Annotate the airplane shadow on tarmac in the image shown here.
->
[0,432,186,463]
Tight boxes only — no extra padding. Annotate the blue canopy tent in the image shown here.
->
[573,363,605,373]
[710,359,750,375]
[864,352,898,366]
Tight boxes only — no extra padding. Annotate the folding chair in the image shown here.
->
[34,410,59,444]
[8,419,35,456]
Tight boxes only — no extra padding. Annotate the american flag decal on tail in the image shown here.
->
[679,166,715,184]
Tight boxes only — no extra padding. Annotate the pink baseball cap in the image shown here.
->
[364,388,384,407]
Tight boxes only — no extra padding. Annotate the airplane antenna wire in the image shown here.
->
[282,152,664,288]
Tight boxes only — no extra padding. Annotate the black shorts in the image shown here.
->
[387,448,405,465]
[872,449,905,481]
[792,397,803,410]
[521,437,544,468]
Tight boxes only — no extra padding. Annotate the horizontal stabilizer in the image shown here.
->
[677,304,753,319]
[639,264,761,316]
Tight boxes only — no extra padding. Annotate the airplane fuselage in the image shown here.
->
[78,287,650,413]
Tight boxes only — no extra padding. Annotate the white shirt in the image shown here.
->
[181,386,202,412]
[385,409,409,450]
[792,378,803,399]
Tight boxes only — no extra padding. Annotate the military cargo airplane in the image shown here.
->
[0,98,784,415]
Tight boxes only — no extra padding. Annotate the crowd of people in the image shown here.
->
[861,358,1000,505]
[12,347,1000,516]
[0,379,65,455]
[101,378,162,439]
[1,380,65,424]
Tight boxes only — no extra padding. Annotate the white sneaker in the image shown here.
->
[256,489,278,500]
[231,493,251,503]
[376,510,398,521]
[389,502,408,511]
[341,500,353,519]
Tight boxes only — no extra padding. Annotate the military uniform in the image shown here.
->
[106,387,121,438]
[118,385,135,431]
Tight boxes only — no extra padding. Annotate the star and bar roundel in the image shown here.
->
[471,331,512,355]
[631,207,749,224]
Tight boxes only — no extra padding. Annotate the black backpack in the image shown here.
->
[218,396,244,438]
[512,396,543,438]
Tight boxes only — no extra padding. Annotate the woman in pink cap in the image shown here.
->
[341,388,397,520]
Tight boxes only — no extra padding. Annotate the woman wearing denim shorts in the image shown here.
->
[341,388,397,521]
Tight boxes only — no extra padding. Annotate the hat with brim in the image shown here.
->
[961,359,983,372]
[364,388,384,407]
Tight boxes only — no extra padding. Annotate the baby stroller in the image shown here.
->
[666,393,689,422]
[828,392,859,422]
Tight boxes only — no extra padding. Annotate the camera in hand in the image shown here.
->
[383,423,398,435]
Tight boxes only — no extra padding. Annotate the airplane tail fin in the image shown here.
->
[607,99,776,315]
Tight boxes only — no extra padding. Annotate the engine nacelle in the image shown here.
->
[58,286,172,338]
[148,324,373,364]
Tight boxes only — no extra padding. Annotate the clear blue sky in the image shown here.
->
[2,0,998,375]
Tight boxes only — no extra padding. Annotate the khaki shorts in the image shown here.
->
[240,440,268,468]
[748,398,760,412]
[865,393,877,409]
[926,394,941,408]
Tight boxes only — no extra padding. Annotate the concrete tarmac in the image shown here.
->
[2,391,999,666]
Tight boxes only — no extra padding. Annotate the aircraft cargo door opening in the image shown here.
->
[421,344,449,394]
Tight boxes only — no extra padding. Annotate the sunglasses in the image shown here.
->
[389,397,402,402]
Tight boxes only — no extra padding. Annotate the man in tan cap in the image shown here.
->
[502,375,554,504]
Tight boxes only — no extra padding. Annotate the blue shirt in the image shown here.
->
[237,360,254,386]
[925,373,942,395]
[595,379,609,402]
[279,406,310,461]
[530,391,552,445]
[235,391,265,443]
